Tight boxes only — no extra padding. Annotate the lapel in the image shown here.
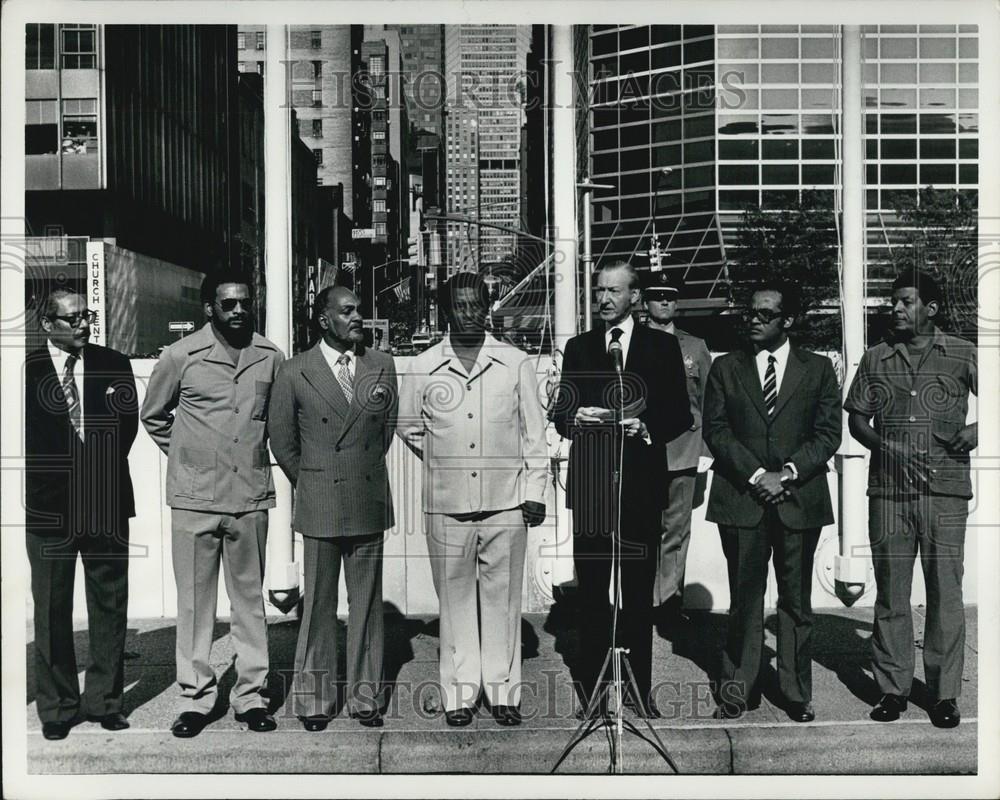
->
[339,346,382,439]
[28,347,70,421]
[772,345,806,419]
[734,349,769,422]
[626,322,646,372]
[302,343,350,419]
[234,336,272,378]
[589,326,612,371]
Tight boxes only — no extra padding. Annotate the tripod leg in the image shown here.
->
[550,647,616,774]
[621,656,679,773]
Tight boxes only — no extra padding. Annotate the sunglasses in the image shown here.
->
[743,308,784,324]
[50,310,97,327]
[217,298,250,312]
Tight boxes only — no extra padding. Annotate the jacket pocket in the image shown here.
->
[252,380,272,421]
[177,447,216,501]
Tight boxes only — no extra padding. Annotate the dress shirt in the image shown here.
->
[48,341,84,433]
[749,338,797,485]
[320,339,356,379]
[604,314,635,366]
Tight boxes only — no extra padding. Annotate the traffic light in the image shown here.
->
[406,234,422,266]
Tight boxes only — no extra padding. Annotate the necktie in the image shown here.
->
[336,353,354,403]
[763,354,777,416]
[63,353,83,439]
[608,327,623,357]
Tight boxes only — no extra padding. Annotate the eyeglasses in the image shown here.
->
[217,298,250,312]
[50,310,97,327]
[743,308,783,324]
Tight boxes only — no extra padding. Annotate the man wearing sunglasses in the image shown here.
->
[25,288,138,740]
[703,281,840,723]
[142,271,284,738]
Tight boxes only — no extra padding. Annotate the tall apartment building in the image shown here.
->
[583,24,979,310]
[444,25,532,270]
[390,24,446,139]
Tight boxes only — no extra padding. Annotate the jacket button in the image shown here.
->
[910,390,917,397]
[468,412,474,419]
[232,466,238,473]
[322,417,328,423]
[472,472,477,478]
[233,437,239,443]
[234,378,239,384]
[234,408,239,414]
[909,415,916,422]
[335,446,341,452]
[469,443,475,449]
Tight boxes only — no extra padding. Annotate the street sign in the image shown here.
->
[168,321,195,333]
[352,228,375,239]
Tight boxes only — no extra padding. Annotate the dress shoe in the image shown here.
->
[491,705,522,727]
[87,712,130,731]
[869,694,907,722]
[786,702,815,723]
[929,699,960,729]
[299,715,330,732]
[350,710,384,728]
[171,711,210,738]
[42,719,78,740]
[624,695,663,719]
[444,708,474,727]
[235,708,277,732]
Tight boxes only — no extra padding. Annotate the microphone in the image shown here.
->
[608,338,624,373]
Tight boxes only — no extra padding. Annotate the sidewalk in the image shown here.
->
[25,604,978,774]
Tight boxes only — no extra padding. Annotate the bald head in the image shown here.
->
[316,286,364,350]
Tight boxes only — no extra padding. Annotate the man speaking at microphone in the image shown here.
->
[552,261,692,719]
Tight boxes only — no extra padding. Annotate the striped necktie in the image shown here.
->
[763,354,777,416]
[335,353,354,403]
[63,352,83,439]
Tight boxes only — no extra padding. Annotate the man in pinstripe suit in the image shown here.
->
[268,286,398,730]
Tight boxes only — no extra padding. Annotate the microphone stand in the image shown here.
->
[552,349,678,775]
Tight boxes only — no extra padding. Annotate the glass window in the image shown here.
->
[684,140,715,162]
[763,139,798,160]
[619,123,649,147]
[311,119,323,138]
[882,138,917,159]
[685,165,713,188]
[620,148,649,171]
[802,164,836,185]
[866,190,880,210]
[720,139,758,160]
[957,113,977,133]
[763,164,798,184]
[650,24,682,42]
[802,89,837,109]
[374,176,386,187]
[959,164,978,185]
[920,164,955,184]
[61,25,96,69]
[920,113,956,134]
[880,38,917,58]
[718,62,758,84]
[919,37,956,58]
[762,190,798,209]
[684,89,714,112]
[593,55,618,78]
[866,164,878,184]
[958,139,977,159]
[761,38,798,58]
[26,23,56,69]
[651,45,681,71]
[375,222,387,235]
[880,88,916,108]
[959,89,977,109]
[880,63,917,83]
[593,108,618,128]
[312,148,323,164]
[881,164,916,183]
[373,199,386,212]
[800,37,836,58]
[762,89,797,109]
[61,98,97,154]
[683,115,713,139]
[718,38,759,59]
[619,26,649,51]
[866,139,878,159]
[373,130,386,141]
[919,63,956,82]
[719,190,758,211]
[652,144,681,167]
[619,171,649,195]
[312,89,322,107]
[620,105,650,125]
[802,139,835,159]
[592,128,618,151]
[683,38,713,64]
[684,25,714,39]
[882,189,917,209]
[958,37,978,58]
[881,114,917,134]
[762,63,798,83]
[592,152,618,175]
[801,62,835,84]
[720,164,759,185]
[685,190,714,213]
[720,88,757,111]
[256,31,265,49]
[920,88,955,108]
[802,114,837,134]
[620,50,648,74]
[959,63,977,84]
[311,30,322,49]
[237,32,246,49]
[25,98,58,156]
[718,115,758,135]
[761,114,798,135]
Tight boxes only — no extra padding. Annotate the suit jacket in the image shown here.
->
[702,344,841,530]
[25,343,138,535]
[551,323,693,520]
[268,342,398,538]
[665,328,713,472]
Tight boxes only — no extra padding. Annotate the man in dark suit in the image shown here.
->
[703,281,840,723]
[268,286,398,730]
[552,261,692,718]
[25,288,138,740]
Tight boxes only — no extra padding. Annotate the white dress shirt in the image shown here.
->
[319,339,356,379]
[604,313,635,366]
[749,338,798,484]
[48,341,84,433]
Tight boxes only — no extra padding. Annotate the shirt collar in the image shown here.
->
[882,327,948,361]
[320,338,355,364]
[47,340,82,366]
[605,314,635,341]
[756,337,790,365]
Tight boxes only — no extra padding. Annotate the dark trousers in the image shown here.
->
[573,502,660,703]
[869,494,968,700]
[718,514,820,706]
[26,522,130,724]
[291,533,385,718]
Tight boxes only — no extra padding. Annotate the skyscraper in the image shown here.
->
[444,25,531,271]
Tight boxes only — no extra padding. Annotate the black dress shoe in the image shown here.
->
[235,708,277,732]
[350,710,384,728]
[444,708,474,727]
[87,712,130,731]
[929,699,960,729]
[491,705,522,726]
[171,711,209,738]
[870,694,907,722]
[42,720,76,740]
[299,715,330,732]
[786,702,815,723]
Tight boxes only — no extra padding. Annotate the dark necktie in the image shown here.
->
[335,353,354,403]
[63,353,83,439]
[763,354,777,416]
[608,327,624,359]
